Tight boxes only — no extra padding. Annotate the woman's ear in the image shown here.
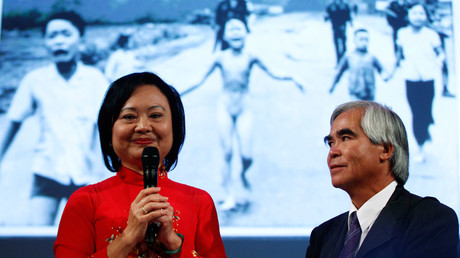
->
[380,143,394,162]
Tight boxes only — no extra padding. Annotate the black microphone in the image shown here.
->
[142,147,160,245]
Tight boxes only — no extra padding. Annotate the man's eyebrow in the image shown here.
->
[324,128,357,144]
[337,128,356,137]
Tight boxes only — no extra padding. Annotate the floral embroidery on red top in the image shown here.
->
[159,165,167,179]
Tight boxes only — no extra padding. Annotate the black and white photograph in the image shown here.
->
[0,0,458,256]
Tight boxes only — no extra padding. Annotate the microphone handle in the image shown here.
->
[144,168,159,245]
[145,222,160,245]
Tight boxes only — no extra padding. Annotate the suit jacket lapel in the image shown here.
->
[356,186,411,258]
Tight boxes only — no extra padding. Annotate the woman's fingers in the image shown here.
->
[137,193,169,214]
[131,187,161,207]
[123,188,172,245]
[140,202,170,216]
[139,187,162,198]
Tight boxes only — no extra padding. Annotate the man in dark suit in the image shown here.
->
[306,101,458,258]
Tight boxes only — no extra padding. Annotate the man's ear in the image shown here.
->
[380,143,394,162]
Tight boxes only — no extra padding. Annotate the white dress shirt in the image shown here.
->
[347,180,398,249]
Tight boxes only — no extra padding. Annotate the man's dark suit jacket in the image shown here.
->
[306,185,459,258]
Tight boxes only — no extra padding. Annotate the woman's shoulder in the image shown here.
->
[68,175,119,202]
[168,179,210,195]
[166,180,218,216]
[166,179,213,203]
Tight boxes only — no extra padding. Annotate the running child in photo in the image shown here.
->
[182,17,304,212]
[329,28,389,101]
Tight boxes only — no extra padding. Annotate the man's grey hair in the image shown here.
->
[330,101,409,184]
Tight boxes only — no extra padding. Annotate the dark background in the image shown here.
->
[0,236,459,257]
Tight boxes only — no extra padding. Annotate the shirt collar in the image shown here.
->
[348,180,398,232]
[51,61,83,81]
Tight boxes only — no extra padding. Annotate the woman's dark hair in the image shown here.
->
[98,72,186,172]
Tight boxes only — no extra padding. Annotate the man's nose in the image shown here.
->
[328,145,341,159]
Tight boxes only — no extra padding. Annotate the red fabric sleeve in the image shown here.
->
[191,192,226,257]
[54,187,107,258]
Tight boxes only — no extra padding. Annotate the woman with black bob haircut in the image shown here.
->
[54,72,226,257]
[98,71,185,172]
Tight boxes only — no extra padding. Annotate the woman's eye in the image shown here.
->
[122,114,136,120]
[150,113,162,119]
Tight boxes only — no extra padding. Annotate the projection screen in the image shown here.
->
[0,0,458,238]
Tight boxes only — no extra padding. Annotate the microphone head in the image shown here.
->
[142,147,160,189]
[142,146,159,158]
[142,147,159,168]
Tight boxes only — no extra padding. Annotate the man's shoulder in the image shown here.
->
[379,187,459,257]
[410,193,456,217]
[393,187,457,221]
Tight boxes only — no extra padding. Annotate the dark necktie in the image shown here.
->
[339,211,361,258]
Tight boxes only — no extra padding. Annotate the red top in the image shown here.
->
[54,166,227,257]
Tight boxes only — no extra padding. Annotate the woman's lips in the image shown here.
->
[133,139,154,144]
